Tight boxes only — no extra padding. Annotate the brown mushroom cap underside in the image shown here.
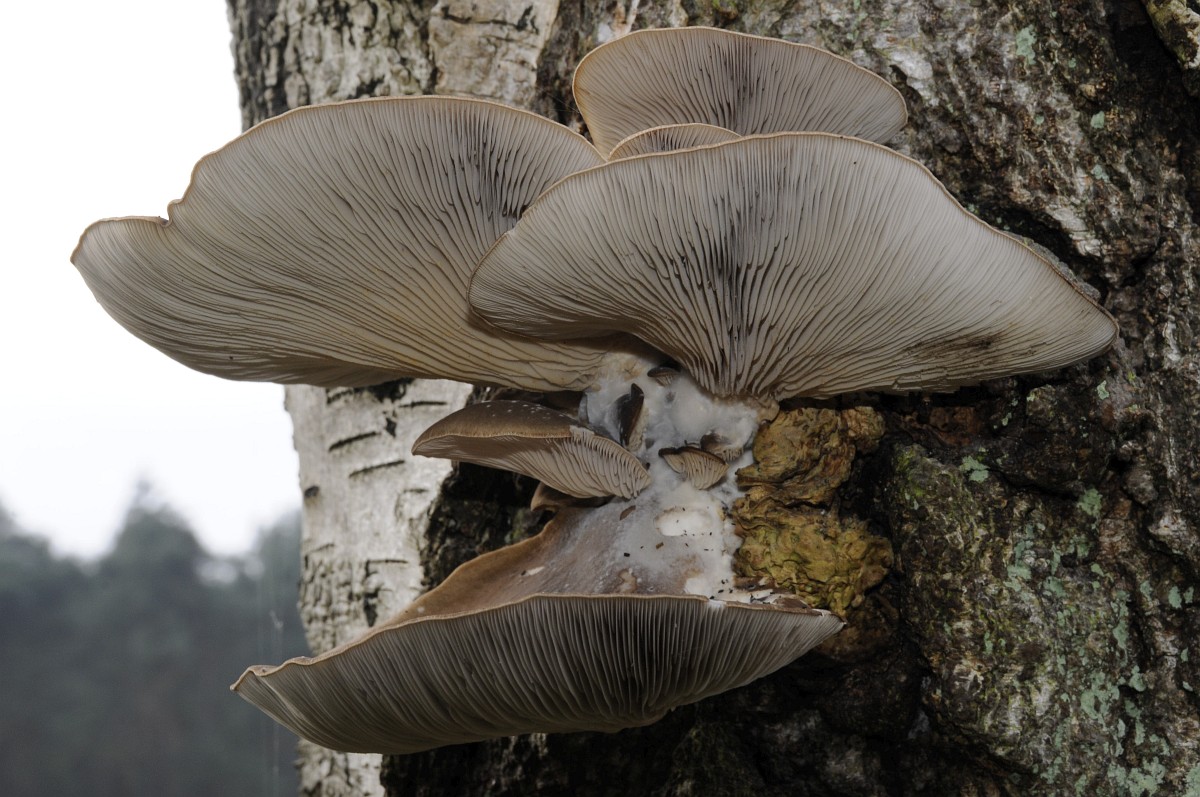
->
[72,96,631,392]
[574,27,907,155]
[660,446,729,489]
[608,123,740,159]
[469,133,1119,400]
[412,400,651,499]
[233,593,841,754]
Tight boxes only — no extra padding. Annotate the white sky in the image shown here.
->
[1,2,299,558]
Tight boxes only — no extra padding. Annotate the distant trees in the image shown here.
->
[0,490,307,796]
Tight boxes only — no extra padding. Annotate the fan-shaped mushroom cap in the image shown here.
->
[235,503,841,753]
[608,123,739,159]
[574,27,907,155]
[412,400,651,499]
[470,134,1119,400]
[233,593,840,754]
[659,446,729,489]
[73,96,621,391]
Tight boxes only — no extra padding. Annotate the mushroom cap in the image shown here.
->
[469,133,1119,400]
[412,400,651,499]
[659,446,729,489]
[73,96,621,392]
[574,27,907,155]
[608,123,739,160]
[232,593,842,754]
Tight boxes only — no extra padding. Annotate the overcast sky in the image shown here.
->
[2,2,299,557]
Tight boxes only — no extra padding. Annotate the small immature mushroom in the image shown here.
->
[700,431,744,463]
[647,364,681,386]
[615,383,647,449]
[234,504,843,753]
[412,400,651,499]
[72,96,623,392]
[608,123,739,159]
[470,133,1118,400]
[659,446,729,489]
[574,27,907,155]
[529,482,597,512]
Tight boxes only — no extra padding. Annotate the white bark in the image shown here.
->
[286,380,469,795]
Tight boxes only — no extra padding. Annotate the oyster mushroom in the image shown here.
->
[659,446,729,489]
[411,400,651,499]
[72,96,633,392]
[70,28,1119,758]
[470,133,1119,400]
[234,591,841,754]
[574,26,908,155]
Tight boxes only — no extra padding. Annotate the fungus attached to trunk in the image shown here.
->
[574,27,908,155]
[71,26,1119,758]
[412,400,651,499]
[659,446,729,489]
[234,593,842,754]
[470,133,1118,400]
[72,96,625,392]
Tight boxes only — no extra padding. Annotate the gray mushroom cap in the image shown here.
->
[233,593,841,754]
[469,133,1119,400]
[574,27,907,155]
[72,96,622,392]
[233,496,844,754]
[412,400,651,499]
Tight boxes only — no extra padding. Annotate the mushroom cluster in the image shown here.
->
[72,28,1117,754]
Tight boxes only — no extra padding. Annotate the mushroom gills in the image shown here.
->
[233,594,841,754]
[659,446,729,489]
[412,399,651,499]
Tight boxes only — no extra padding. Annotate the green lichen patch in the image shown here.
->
[1015,26,1037,64]
[1078,487,1103,519]
[880,444,1177,793]
[960,455,990,482]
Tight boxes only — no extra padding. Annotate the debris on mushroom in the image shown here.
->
[738,406,886,505]
[734,502,892,620]
[574,26,909,155]
[412,400,651,499]
[732,405,891,658]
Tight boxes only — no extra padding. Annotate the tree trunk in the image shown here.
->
[226,1,1200,794]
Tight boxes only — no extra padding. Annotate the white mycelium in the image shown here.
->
[576,355,775,602]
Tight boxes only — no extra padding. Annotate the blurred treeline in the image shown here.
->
[0,487,309,796]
